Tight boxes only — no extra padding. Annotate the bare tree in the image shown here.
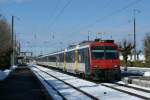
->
[0,15,12,70]
[136,50,142,61]
[118,39,134,70]
[144,33,150,66]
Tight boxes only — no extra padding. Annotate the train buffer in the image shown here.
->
[0,66,51,100]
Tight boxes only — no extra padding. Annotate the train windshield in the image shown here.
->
[91,46,118,60]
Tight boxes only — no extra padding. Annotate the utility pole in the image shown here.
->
[133,9,140,61]
[133,10,136,61]
[34,34,37,57]
[11,16,15,66]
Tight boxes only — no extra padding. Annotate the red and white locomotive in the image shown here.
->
[37,39,121,80]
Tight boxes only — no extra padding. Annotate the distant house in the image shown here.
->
[119,54,145,61]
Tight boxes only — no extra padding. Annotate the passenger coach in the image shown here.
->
[37,39,121,80]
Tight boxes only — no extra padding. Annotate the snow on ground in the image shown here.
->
[32,68,63,100]
[103,82,150,99]
[118,81,150,91]
[11,65,17,69]
[0,65,18,81]
[31,66,91,100]
[30,65,144,100]
[144,71,150,76]
[0,69,11,80]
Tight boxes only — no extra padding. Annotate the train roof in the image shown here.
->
[38,39,115,58]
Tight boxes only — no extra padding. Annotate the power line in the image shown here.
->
[99,0,113,9]
[49,0,111,49]
[49,0,72,30]
[74,0,142,33]
[107,20,133,33]
[62,0,113,42]
[49,0,61,23]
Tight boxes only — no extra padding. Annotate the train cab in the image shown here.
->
[89,40,121,80]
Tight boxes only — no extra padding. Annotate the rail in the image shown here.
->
[100,83,150,100]
[34,66,99,100]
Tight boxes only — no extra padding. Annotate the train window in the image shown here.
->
[92,46,105,50]
[84,48,89,58]
[43,57,49,62]
[91,46,118,60]
[78,55,81,62]
[71,55,75,62]
[66,52,69,62]
[78,50,82,63]
[56,55,60,62]
[105,46,116,50]
[72,51,75,62]
[66,51,75,63]
[48,56,57,62]
[105,50,118,59]
[92,50,105,59]
[59,53,64,62]
[92,46,116,50]
[78,48,89,63]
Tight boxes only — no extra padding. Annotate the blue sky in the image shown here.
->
[0,0,150,56]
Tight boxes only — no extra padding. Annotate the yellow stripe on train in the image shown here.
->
[64,51,67,71]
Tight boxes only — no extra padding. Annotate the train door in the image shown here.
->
[78,48,90,77]
[84,48,90,77]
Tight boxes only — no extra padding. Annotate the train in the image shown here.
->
[36,39,121,81]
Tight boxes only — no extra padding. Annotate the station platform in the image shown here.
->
[0,66,51,100]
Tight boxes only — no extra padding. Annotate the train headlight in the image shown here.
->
[94,65,98,68]
[114,65,118,68]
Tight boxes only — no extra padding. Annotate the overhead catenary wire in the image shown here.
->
[40,0,142,54]
[65,0,114,43]
[49,0,72,31]
[73,0,142,33]
[49,0,61,23]
[107,20,133,33]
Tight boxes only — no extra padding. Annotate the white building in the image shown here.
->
[119,54,145,61]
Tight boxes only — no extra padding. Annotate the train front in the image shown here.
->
[90,40,121,80]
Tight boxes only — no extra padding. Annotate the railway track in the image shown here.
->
[114,82,150,93]
[100,82,150,100]
[33,66,99,100]
[31,65,150,100]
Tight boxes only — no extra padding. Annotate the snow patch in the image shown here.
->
[0,65,18,81]
[144,71,150,76]
[0,69,11,80]
[31,65,144,100]
[11,65,18,69]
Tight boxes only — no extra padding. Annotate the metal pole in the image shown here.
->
[11,16,14,66]
[14,32,17,64]
[133,9,138,61]
[88,31,90,41]
[133,15,136,61]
